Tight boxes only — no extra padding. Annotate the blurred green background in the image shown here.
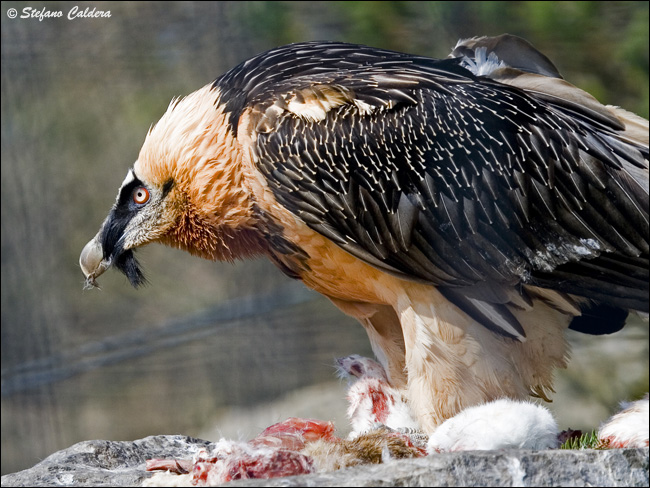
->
[1,1,648,475]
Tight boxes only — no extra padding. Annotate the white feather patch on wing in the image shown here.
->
[285,85,377,121]
[458,47,506,77]
[286,85,352,122]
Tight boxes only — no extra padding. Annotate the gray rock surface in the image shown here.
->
[1,435,648,487]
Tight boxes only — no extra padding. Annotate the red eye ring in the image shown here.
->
[133,186,150,205]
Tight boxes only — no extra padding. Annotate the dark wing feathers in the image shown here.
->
[450,34,564,80]
[221,41,648,337]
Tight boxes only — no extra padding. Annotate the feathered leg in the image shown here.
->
[396,283,571,433]
[328,298,407,389]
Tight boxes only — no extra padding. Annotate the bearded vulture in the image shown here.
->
[80,34,649,433]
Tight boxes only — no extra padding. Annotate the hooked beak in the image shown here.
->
[79,224,147,289]
[80,235,110,289]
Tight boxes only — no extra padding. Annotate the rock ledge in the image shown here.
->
[1,435,648,487]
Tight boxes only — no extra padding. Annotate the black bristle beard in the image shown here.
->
[115,249,147,288]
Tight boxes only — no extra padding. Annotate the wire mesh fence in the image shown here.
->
[2,1,648,475]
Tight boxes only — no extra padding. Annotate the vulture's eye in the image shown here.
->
[133,187,150,205]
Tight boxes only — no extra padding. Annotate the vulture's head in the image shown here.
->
[79,85,263,288]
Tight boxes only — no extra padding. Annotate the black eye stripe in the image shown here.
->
[118,177,145,207]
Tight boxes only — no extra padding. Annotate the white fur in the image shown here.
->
[427,399,559,453]
[142,472,193,487]
[337,355,420,438]
[598,394,649,448]
[346,377,420,437]
[337,354,389,381]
